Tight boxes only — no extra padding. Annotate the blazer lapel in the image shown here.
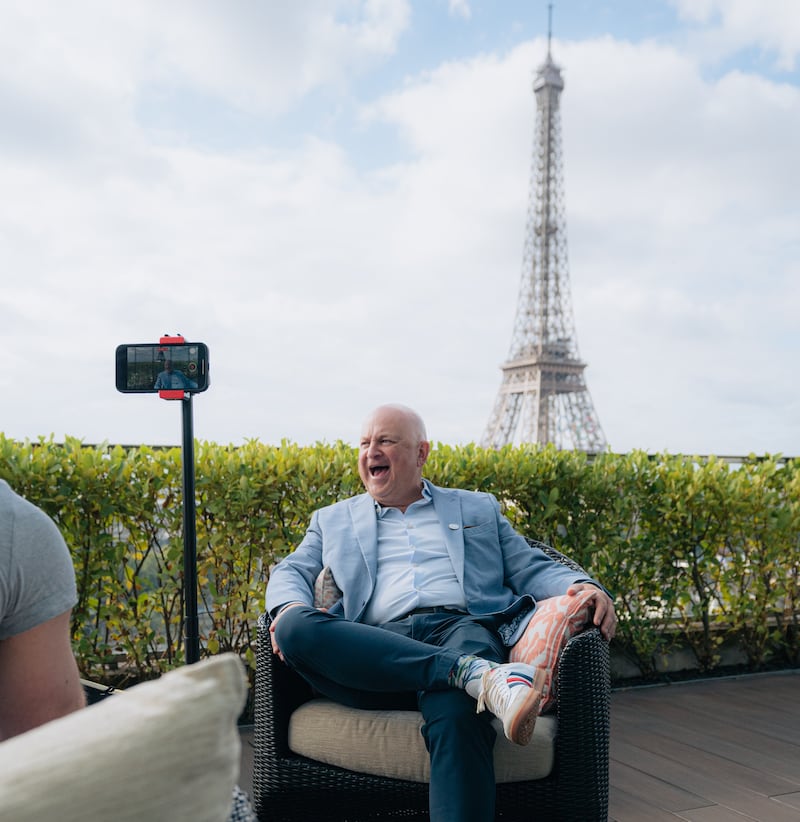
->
[428,484,465,586]
[348,494,378,584]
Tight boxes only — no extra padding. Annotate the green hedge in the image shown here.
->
[2,436,798,685]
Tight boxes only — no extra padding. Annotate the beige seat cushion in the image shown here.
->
[289,698,556,783]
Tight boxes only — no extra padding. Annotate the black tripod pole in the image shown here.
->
[181,394,200,664]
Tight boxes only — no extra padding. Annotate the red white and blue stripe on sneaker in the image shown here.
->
[505,671,534,687]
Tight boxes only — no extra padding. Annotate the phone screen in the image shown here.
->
[116,343,209,393]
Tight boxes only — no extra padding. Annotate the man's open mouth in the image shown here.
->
[370,466,389,477]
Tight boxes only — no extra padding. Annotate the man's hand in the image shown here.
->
[268,602,306,662]
[567,583,617,641]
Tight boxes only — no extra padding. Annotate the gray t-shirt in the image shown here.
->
[0,480,78,640]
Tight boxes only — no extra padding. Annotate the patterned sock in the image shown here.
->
[449,655,497,699]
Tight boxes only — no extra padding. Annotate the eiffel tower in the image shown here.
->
[482,19,606,452]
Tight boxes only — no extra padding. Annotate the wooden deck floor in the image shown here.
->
[609,670,800,821]
[239,669,800,821]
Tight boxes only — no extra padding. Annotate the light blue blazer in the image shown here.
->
[266,480,600,645]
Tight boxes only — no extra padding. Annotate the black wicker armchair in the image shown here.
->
[252,542,610,821]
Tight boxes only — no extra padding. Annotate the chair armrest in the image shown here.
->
[254,612,314,765]
[553,626,610,817]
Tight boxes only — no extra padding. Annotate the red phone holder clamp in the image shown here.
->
[159,334,187,400]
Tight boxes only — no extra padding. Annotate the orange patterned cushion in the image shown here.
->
[508,590,595,713]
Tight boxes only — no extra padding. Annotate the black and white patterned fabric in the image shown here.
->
[228,785,257,822]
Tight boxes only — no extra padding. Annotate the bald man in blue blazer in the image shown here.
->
[267,404,616,822]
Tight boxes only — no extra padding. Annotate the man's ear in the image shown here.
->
[418,440,431,466]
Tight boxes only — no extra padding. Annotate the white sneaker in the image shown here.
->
[476,663,546,746]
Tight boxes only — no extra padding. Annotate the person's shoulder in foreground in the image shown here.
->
[0,480,85,740]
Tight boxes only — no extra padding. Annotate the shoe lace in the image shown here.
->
[476,668,507,716]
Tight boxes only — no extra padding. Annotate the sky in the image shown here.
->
[1,0,798,455]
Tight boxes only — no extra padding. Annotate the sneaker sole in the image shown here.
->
[506,668,547,746]
[506,686,542,745]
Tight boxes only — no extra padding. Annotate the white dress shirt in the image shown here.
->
[362,485,466,625]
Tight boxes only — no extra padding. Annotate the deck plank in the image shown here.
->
[610,759,712,813]
[608,784,689,822]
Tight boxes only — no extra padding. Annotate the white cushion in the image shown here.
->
[288,698,556,783]
[0,653,247,822]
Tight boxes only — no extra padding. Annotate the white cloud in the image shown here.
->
[672,0,800,70]
[0,1,412,128]
[145,0,412,113]
[448,0,472,21]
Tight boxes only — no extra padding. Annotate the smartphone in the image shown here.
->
[115,343,210,393]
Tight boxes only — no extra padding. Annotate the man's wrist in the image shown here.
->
[271,601,305,621]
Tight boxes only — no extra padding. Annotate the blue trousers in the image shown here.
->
[274,606,506,822]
